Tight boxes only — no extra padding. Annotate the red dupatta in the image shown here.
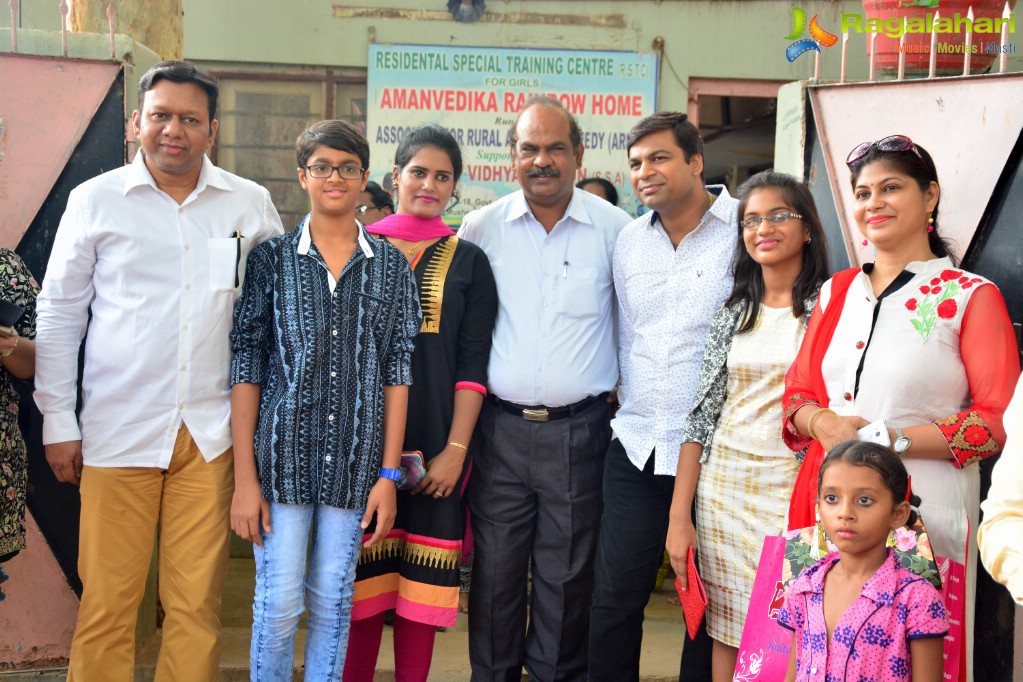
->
[783,267,860,530]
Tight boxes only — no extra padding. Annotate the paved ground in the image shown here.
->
[2,557,688,681]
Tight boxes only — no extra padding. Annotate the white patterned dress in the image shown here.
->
[695,305,806,646]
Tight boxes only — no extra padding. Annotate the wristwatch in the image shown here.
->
[893,428,912,455]
[379,466,405,487]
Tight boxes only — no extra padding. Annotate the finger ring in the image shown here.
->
[434,491,443,498]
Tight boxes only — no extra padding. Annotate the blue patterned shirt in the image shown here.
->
[230,216,421,510]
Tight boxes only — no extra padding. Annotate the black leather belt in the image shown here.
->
[491,393,607,422]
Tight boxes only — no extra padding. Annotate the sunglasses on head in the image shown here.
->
[846,135,923,169]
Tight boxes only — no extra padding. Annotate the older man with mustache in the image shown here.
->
[457,96,631,682]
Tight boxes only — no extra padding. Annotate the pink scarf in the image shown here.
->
[362,213,453,241]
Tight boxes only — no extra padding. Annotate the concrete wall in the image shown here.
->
[179,0,1022,110]
[1,0,64,30]
[181,0,848,113]
[8,1,1022,102]
[71,0,184,61]
[0,512,78,669]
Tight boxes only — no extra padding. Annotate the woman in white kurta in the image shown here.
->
[668,172,831,682]
[783,136,1020,682]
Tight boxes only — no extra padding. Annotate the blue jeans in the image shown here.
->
[250,502,364,682]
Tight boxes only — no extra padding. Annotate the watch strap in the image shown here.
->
[893,427,912,454]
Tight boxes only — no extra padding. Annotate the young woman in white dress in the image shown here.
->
[667,171,831,681]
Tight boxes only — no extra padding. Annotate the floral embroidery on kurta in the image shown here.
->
[934,409,999,468]
[903,270,983,341]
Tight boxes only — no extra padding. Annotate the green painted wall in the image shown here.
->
[180,0,1022,113]
[181,0,848,113]
[8,1,1020,112]
[0,0,64,30]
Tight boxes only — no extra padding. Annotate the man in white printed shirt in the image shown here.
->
[34,62,283,681]
[458,96,631,682]
[588,112,738,682]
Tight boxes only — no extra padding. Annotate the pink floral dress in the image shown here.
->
[779,549,948,681]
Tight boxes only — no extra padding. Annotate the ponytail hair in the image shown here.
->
[819,440,922,524]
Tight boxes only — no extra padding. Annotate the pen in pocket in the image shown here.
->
[232,231,243,288]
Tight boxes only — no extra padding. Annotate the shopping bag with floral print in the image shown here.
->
[781,514,942,590]
[732,536,791,682]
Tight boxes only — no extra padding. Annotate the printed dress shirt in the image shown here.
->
[457,188,630,406]
[611,186,738,475]
[230,216,421,510]
[34,153,284,467]
[780,550,948,681]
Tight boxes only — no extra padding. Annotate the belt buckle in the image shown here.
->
[521,408,550,422]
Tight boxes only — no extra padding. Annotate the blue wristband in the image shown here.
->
[379,467,403,483]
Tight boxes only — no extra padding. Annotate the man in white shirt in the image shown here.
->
[979,374,1023,605]
[34,61,283,681]
[588,112,738,682]
[458,96,631,682]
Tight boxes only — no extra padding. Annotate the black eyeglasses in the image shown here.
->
[355,205,378,214]
[846,135,922,169]
[303,164,365,180]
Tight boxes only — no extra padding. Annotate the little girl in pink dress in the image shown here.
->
[780,441,947,682]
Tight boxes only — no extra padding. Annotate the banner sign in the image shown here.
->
[367,43,659,219]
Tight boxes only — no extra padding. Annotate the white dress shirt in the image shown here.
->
[34,153,284,467]
[457,188,630,406]
[979,374,1023,604]
[611,186,739,475]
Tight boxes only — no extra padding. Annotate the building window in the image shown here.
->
[213,73,367,228]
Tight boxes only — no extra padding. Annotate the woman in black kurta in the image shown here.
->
[345,125,497,682]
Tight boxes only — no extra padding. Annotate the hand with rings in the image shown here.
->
[411,445,466,499]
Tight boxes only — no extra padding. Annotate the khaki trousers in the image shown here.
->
[67,426,233,682]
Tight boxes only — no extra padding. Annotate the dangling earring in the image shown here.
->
[806,236,812,244]
[814,512,829,553]
[887,528,896,548]
[927,213,935,233]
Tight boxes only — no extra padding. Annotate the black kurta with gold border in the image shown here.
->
[352,235,498,627]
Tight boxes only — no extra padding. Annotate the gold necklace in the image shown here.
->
[406,239,426,255]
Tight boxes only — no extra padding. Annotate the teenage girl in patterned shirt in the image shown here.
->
[780,441,947,682]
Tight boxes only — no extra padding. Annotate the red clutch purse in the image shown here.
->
[674,546,708,640]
